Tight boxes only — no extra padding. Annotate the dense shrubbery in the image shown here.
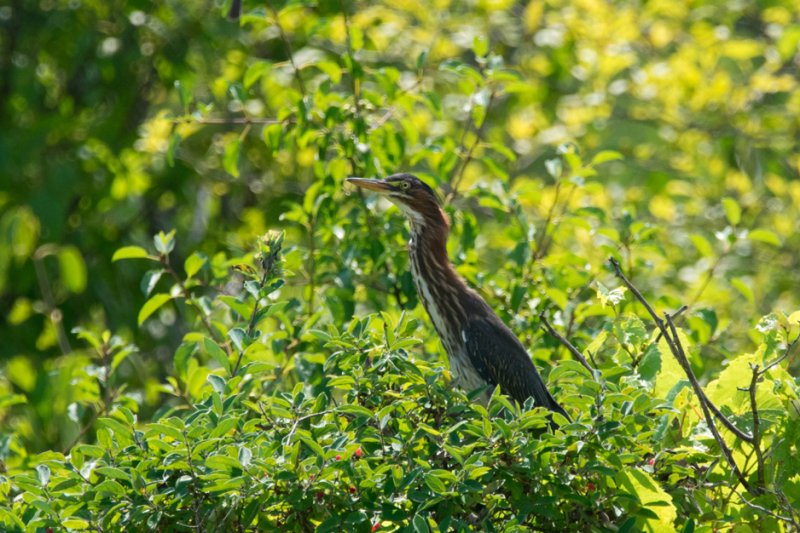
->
[2,0,800,530]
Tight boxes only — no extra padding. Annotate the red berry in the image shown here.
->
[355,448,363,458]
[372,523,380,532]
[648,458,655,466]
[349,486,356,494]
[316,491,324,500]
[46,529,54,533]
[586,482,596,492]
[335,454,342,461]
[309,474,315,480]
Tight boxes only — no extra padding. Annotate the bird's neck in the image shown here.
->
[407,217,472,340]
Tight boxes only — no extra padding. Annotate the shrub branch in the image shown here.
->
[609,257,757,493]
[538,311,596,375]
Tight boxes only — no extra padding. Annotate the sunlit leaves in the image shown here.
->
[112,246,152,262]
[57,246,87,293]
[138,293,173,325]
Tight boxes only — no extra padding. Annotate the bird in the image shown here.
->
[347,174,569,421]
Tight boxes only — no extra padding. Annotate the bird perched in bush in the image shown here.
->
[347,174,568,421]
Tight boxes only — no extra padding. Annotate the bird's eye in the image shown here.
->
[400,181,410,190]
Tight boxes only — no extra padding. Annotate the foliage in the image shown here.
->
[1,0,800,530]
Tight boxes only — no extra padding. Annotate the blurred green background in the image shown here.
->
[1,0,799,453]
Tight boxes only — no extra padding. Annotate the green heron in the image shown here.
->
[347,174,568,420]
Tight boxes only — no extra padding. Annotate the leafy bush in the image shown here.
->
[1,0,800,530]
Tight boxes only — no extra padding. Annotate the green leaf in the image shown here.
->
[141,269,164,296]
[594,281,627,307]
[616,467,676,532]
[748,229,781,247]
[473,35,488,57]
[184,252,207,278]
[721,197,741,226]
[58,245,87,293]
[138,293,173,325]
[112,246,152,262]
[316,61,342,84]
[545,158,562,179]
[167,132,181,167]
[423,472,447,494]
[412,514,430,533]
[153,230,176,255]
[95,466,130,482]
[730,278,754,305]
[591,150,623,165]
[36,464,50,487]
[224,137,241,178]
[147,422,184,442]
[204,337,231,373]
[689,234,714,258]
[244,61,271,90]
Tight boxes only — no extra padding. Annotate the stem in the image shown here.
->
[748,364,766,487]
[538,311,596,375]
[183,430,207,532]
[448,89,497,201]
[611,256,754,443]
[306,215,316,315]
[163,255,229,352]
[340,1,361,116]
[267,1,306,96]
[609,257,760,493]
[33,248,72,355]
[172,116,284,125]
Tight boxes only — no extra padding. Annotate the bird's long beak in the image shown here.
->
[346,177,393,194]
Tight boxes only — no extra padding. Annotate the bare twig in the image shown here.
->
[609,257,761,493]
[747,364,766,487]
[340,0,361,116]
[448,89,497,201]
[538,311,596,375]
[231,242,282,376]
[33,247,72,355]
[172,116,284,125]
[664,313,754,493]
[759,333,800,376]
[267,1,306,96]
[731,488,799,527]
[609,257,755,444]
[163,255,230,354]
[285,409,336,443]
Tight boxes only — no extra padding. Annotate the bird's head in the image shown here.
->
[346,173,448,231]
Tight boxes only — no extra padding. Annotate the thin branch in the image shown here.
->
[267,1,306,96]
[609,256,765,493]
[759,333,800,376]
[33,248,72,355]
[285,409,336,443]
[664,313,753,493]
[538,311,596,375]
[340,0,361,116]
[731,488,799,527]
[163,255,230,354]
[610,257,755,444]
[448,89,497,202]
[172,116,284,125]
[748,364,766,487]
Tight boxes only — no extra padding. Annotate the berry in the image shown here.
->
[354,447,363,458]
[372,523,380,532]
[349,486,357,494]
[335,454,342,461]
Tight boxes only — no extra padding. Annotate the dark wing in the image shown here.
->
[463,316,569,419]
